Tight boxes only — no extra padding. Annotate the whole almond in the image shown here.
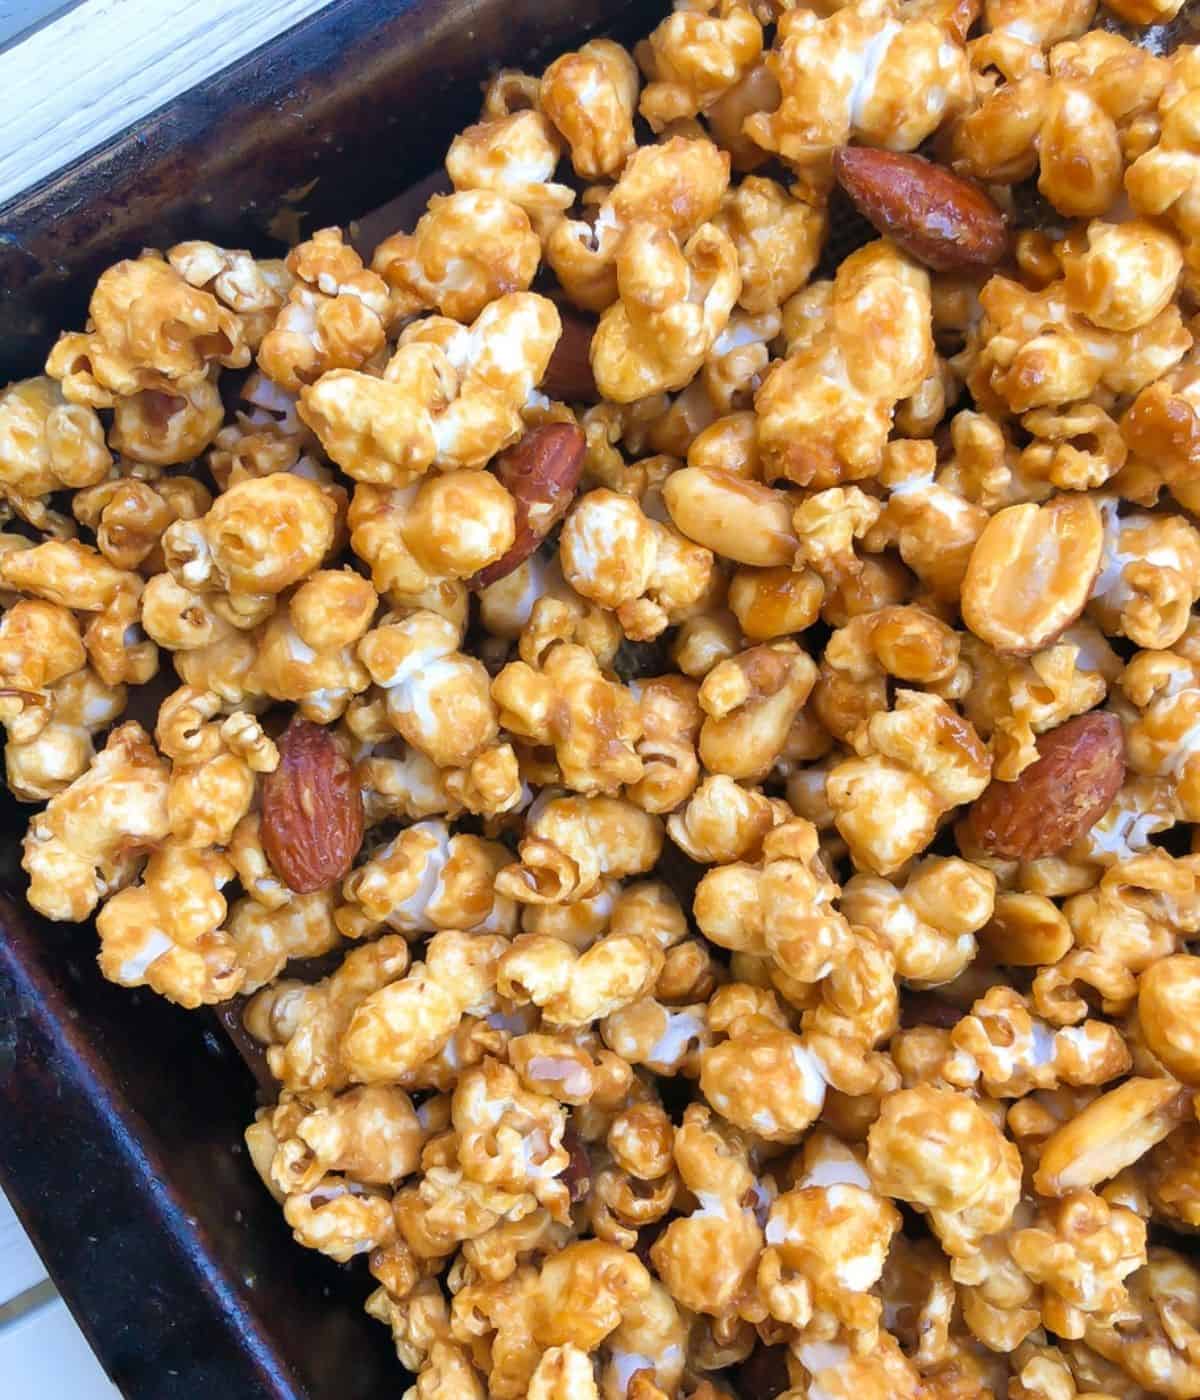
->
[261,718,364,893]
[964,712,1125,861]
[541,310,599,402]
[470,422,586,589]
[833,146,1008,271]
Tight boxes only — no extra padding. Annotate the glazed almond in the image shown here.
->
[833,146,1008,271]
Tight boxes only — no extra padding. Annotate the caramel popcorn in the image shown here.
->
[372,191,541,324]
[46,253,249,406]
[493,642,642,793]
[340,929,510,1086]
[167,240,292,350]
[813,604,967,745]
[747,0,969,180]
[164,472,337,603]
[540,39,640,180]
[714,177,826,317]
[828,689,991,875]
[0,376,110,530]
[591,221,741,403]
[756,241,934,487]
[257,227,389,392]
[638,1,763,131]
[497,795,664,905]
[959,624,1121,780]
[695,817,851,984]
[446,111,574,231]
[96,840,238,1007]
[951,30,1168,219]
[2,665,126,803]
[544,135,730,313]
[697,640,817,780]
[628,675,703,814]
[22,721,169,922]
[298,292,561,482]
[1088,499,1200,651]
[761,1172,900,1340]
[867,1084,1023,1257]
[357,611,499,770]
[11,9,1200,1394]
[246,935,413,1093]
[336,820,515,941]
[559,488,715,640]
[1083,1248,1200,1397]
[841,857,995,988]
[968,268,1191,419]
[649,1104,762,1317]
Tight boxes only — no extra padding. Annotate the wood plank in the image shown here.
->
[0,1190,47,1306]
[0,0,337,205]
[0,1296,120,1398]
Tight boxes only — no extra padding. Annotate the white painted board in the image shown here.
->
[0,0,338,205]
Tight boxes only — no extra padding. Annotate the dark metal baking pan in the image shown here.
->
[0,3,657,1395]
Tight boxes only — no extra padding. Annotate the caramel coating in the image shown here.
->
[756,241,934,488]
[10,10,1200,1397]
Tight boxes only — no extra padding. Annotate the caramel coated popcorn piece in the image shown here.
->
[168,240,292,351]
[828,689,991,875]
[747,0,969,180]
[1089,498,1200,651]
[591,221,741,403]
[493,642,643,793]
[756,241,934,487]
[445,111,574,232]
[22,721,169,923]
[299,292,561,482]
[96,840,238,1007]
[164,472,337,603]
[541,39,640,180]
[245,935,412,1093]
[0,377,110,531]
[544,136,730,313]
[372,191,542,324]
[337,819,515,941]
[2,665,126,803]
[694,817,851,984]
[257,227,389,392]
[842,857,995,988]
[46,253,249,406]
[637,1,763,131]
[697,640,817,780]
[496,796,664,905]
[968,267,1191,418]
[650,1104,763,1317]
[868,1084,1022,1256]
[559,488,715,641]
[340,930,509,1086]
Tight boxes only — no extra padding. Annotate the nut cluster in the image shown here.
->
[6,0,1200,1396]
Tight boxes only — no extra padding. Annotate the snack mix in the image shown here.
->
[14,0,1200,1394]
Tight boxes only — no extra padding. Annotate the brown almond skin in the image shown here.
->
[261,718,364,894]
[833,146,1008,271]
[469,422,586,589]
[964,712,1125,861]
[559,1126,592,1204]
[541,311,599,402]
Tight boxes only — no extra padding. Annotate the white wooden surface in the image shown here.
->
[0,6,345,1394]
[1,1188,119,1397]
[0,0,337,205]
